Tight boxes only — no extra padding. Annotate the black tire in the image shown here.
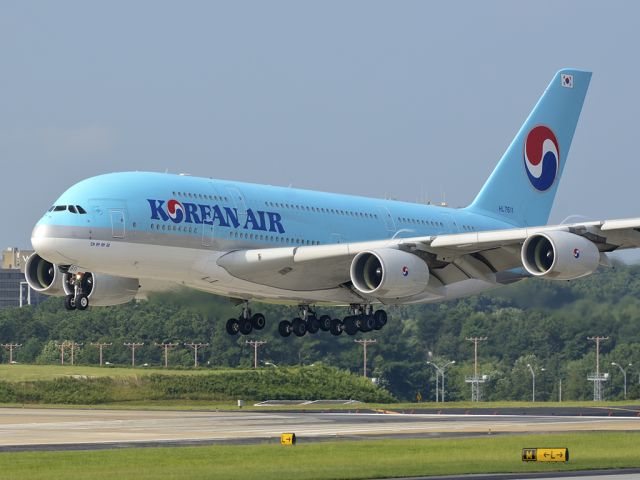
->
[306,315,320,334]
[64,294,76,311]
[278,320,292,337]
[226,318,240,335]
[329,318,343,336]
[360,315,375,332]
[344,316,359,336]
[373,310,388,330]
[239,317,253,335]
[291,317,307,337]
[75,294,89,311]
[251,313,266,330]
[318,315,332,331]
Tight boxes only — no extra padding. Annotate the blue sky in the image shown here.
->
[2,1,639,252]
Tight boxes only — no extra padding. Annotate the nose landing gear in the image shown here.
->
[64,272,91,311]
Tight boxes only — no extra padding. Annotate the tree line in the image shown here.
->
[1,261,639,402]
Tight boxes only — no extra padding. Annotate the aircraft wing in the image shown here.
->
[215,217,640,292]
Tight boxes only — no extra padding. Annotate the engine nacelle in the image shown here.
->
[25,253,66,296]
[350,248,430,299]
[63,272,139,306]
[521,231,599,280]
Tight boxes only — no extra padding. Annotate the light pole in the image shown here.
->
[526,364,545,402]
[427,360,456,402]
[611,362,632,400]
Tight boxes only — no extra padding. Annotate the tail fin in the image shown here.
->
[466,69,591,227]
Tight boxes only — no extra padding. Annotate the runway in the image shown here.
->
[0,407,639,451]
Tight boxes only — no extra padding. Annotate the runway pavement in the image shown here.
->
[0,407,639,451]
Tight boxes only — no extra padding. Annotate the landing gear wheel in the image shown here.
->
[360,315,375,332]
[278,320,292,337]
[251,313,266,330]
[306,315,320,334]
[239,317,253,335]
[343,316,359,336]
[226,318,240,335]
[373,310,388,330]
[75,294,89,311]
[64,294,76,311]
[318,315,332,332]
[291,317,307,337]
[329,318,343,336]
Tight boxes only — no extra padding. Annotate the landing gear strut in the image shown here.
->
[64,272,90,311]
[226,302,266,336]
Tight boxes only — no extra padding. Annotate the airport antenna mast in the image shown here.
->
[246,340,267,369]
[90,342,113,367]
[465,336,488,402]
[123,342,145,367]
[155,342,179,368]
[1,343,22,364]
[184,342,210,368]
[587,336,610,401]
[354,339,377,378]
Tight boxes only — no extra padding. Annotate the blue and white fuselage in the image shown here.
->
[27,69,640,337]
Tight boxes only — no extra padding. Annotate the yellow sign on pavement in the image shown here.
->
[281,433,296,446]
[522,448,568,462]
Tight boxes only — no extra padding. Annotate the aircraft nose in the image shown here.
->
[31,222,56,258]
[31,221,77,264]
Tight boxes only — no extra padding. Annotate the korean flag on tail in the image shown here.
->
[561,73,574,88]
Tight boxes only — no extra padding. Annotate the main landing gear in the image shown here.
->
[278,304,388,338]
[226,302,266,336]
[64,272,91,311]
[224,302,388,339]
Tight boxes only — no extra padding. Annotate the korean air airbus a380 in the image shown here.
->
[26,69,640,338]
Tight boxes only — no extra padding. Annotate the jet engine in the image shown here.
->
[62,272,139,306]
[521,231,600,280]
[350,248,430,299]
[24,253,66,296]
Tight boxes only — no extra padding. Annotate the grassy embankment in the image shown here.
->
[1,432,639,480]
[1,365,639,410]
[0,364,393,405]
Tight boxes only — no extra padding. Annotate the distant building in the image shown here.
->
[0,248,45,308]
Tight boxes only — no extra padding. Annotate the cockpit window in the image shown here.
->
[76,205,87,214]
[68,205,78,214]
[48,206,55,212]
[53,205,67,212]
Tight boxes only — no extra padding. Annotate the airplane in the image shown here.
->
[26,69,640,338]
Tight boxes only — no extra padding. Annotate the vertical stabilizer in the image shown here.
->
[466,69,591,227]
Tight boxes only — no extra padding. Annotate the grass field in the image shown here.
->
[1,432,639,480]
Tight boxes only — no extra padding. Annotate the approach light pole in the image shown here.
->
[526,364,545,402]
[185,343,210,368]
[1,343,22,364]
[155,342,179,368]
[611,362,632,400]
[354,339,377,378]
[123,342,144,367]
[246,340,267,369]
[427,360,456,402]
[90,342,112,366]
